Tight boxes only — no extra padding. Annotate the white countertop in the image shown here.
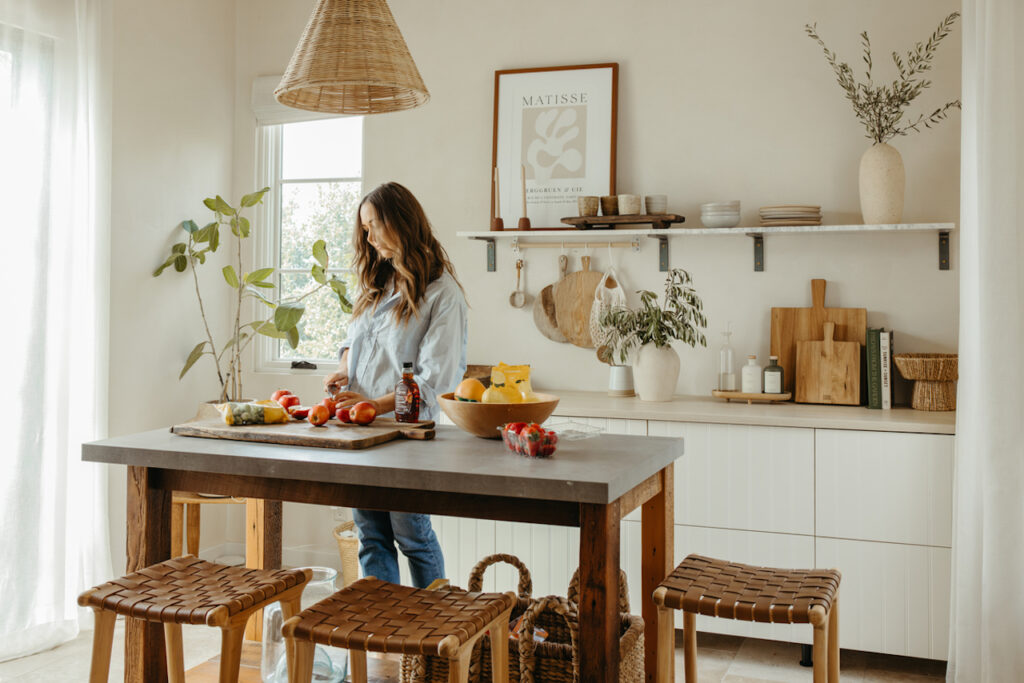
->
[546,390,955,435]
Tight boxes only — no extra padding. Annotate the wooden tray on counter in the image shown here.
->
[711,390,792,405]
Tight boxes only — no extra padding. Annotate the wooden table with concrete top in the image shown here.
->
[83,425,682,683]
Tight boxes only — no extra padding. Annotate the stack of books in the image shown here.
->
[759,205,822,226]
[866,328,894,409]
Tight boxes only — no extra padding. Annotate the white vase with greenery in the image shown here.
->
[806,12,961,224]
[596,269,707,402]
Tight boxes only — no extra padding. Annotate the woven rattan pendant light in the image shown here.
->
[275,0,429,115]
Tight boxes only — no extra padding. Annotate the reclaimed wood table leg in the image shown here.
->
[244,498,282,641]
[642,463,675,683]
[125,466,171,683]
[578,501,621,683]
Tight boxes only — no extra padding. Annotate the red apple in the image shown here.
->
[288,405,310,419]
[308,404,330,426]
[271,389,292,403]
[349,401,376,425]
[278,394,300,410]
[320,397,337,416]
[335,406,352,423]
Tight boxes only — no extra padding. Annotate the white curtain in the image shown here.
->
[949,0,1024,680]
[0,0,112,661]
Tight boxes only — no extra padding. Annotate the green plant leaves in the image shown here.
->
[180,341,209,379]
[274,302,304,332]
[313,239,329,268]
[174,255,187,272]
[286,326,300,349]
[328,277,352,313]
[245,267,274,284]
[240,187,269,208]
[254,321,287,338]
[311,264,327,284]
[182,219,199,234]
[223,265,239,288]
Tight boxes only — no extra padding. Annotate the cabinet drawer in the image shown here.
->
[816,537,950,659]
[648,421,814,535]
[815,430,953,546]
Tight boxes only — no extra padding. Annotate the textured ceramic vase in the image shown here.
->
[859,142,905,224]
[633,343,679,402]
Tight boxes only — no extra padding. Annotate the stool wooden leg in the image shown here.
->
[813,620,827,683]
[88,609,116,683]
[218,624,246,683]
[447,645,474,683]
[828,597,840,683]
[489,615,510,682]
[348,648,368,683]
[655,604,674,683]
[171,502,183,557]
[186,503,201,556]
[682,611,697,683]
[163,623,185,683]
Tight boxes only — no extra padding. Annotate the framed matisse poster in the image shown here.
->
[491,63,618,229]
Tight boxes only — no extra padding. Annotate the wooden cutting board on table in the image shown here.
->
[771,279,866,394]
[172,414,435,450]
[795,322,861,404]
[553,255,604,348]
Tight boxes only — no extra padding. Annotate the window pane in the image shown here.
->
[277,271,356,362]
[282,117,362,180]
[280,180,360,269]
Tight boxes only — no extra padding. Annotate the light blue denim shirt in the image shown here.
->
[339,272,467,421]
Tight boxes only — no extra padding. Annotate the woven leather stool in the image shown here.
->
[653,555,841,683]
[77,556,310,683]
[282,577,516,683]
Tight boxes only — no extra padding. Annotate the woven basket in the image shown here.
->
[399,553,643,683]
[332,521,360,588]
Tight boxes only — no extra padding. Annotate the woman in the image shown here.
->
[324,182,467,588]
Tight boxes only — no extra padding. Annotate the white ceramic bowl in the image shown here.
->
[701,201,740,210]
[701,210,741,216]
[701,213,742,228]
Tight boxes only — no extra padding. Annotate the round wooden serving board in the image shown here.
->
[553,255,603,348]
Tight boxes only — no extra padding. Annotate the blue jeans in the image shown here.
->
[350,509,445,588]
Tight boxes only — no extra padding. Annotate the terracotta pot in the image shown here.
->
[859,142,905,224]
[633,343,679,402]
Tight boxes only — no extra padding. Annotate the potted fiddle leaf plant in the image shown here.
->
[597,268,707,401]
[805,12,961,224]
[154,188,352,402]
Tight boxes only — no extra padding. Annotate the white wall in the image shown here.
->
[108,0,962,567]
[106,0,237,572]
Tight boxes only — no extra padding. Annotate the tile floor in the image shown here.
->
[0,619,946,682]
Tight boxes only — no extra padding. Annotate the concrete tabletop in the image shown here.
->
[83,425,683,505]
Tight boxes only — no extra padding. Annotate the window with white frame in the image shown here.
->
[254,90,363,371]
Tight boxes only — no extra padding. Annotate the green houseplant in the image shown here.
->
[805,12,961,223]
[154,188,352,402]
[597,268,707,401]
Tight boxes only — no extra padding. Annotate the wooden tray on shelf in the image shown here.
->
[711,390,792,405]
[561,214,685,230]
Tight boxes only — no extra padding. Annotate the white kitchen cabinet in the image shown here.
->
[816,537,951,660]
[816,430,954,547]
[647,420,814,535]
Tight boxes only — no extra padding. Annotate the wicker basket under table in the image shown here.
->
[400,553,644,683]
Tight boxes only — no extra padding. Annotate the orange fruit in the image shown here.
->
[454,378,486,402]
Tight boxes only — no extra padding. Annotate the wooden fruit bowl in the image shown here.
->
[893,353,958,411]
[438,392,560,439]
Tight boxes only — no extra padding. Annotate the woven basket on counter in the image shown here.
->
[399,553,643,683]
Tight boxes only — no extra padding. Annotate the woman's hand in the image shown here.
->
[323,370,349,397]
[333,391,395,416]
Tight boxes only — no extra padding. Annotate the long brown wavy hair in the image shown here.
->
[352,182,464,324]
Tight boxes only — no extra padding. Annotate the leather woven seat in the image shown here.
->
[284,577,516,682]
[654,554,842,683]
[78,556,310,683]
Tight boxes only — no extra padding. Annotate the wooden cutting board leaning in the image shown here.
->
[553,255,604,348]
[172,415,435,450]
[770,279,866,394]
[533,254,569,343]
[795,322,861,405]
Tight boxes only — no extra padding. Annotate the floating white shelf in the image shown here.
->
[457,222,955,272]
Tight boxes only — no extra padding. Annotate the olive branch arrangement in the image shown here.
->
[154,188,352,402]
[597,268,708,366]
[805,11,961,145]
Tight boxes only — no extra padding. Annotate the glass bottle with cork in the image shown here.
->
[394,362,421,423]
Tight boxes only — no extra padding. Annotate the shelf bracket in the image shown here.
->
[648,235,669,271]
[476,237,495,272]
[939,231,950,270]
[746,233,764,271]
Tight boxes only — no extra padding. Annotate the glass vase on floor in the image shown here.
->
[261,566,348,683]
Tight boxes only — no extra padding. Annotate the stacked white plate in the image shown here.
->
[759,204,822,226]
[701,201,741,228]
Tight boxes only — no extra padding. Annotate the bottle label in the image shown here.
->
[764,372,781,393]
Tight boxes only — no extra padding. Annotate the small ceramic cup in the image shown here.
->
[618,193,642,215]
[600,195,619,216]
[577,195,599,217]
[645,194,667,215]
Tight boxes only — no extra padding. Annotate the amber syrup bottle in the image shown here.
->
[395,361,421,423]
